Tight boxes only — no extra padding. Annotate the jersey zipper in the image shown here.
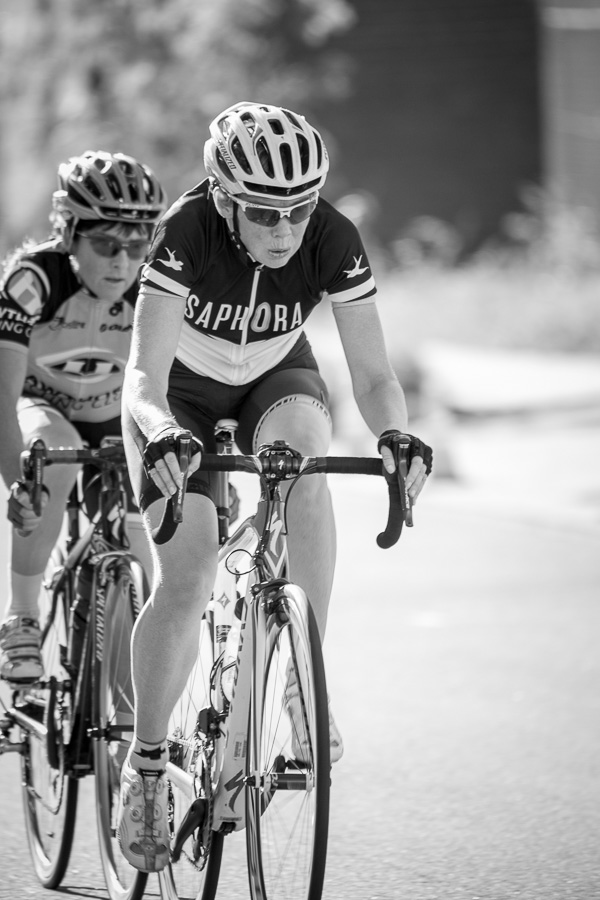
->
[231,267,262,376]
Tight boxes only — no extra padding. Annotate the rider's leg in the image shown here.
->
[253,396,335,639]
[124,510,155,589]
[1,402,83,682]
[6,401,83,617]
[128,492,219,755]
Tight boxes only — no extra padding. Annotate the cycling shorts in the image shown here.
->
[125,337,330,513]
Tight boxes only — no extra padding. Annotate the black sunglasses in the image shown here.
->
[75,232,150,260]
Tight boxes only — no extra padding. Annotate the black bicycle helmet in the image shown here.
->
[52,150,167,245]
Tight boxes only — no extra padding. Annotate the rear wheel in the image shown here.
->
[246,585,330,900]
[93,555,147,900]
[160,608,224,900]
[20,548,79,888]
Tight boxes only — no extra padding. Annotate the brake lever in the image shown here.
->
[25,438,47,517]
[397,450,413,528]
[172,434,191,524]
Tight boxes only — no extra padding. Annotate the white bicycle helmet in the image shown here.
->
[204,102,329,201]
[52,150,167,244]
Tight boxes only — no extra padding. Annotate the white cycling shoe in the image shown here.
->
[0,615,44,685]
[117,760,170,873]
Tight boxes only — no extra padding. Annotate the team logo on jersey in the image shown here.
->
[157,248,184,271]
[36,349,125,384]
[4,268,43,316]
[343,255,369,278]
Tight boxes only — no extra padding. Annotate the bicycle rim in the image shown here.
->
[246,587,330,900]
[94,557,147,900]
[161,611,224,900]
[20,549,79,888]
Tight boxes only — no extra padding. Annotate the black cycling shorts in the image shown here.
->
[124,337,330,513]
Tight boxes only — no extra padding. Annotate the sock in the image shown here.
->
[127,737,168,773]
[3,571,45,622]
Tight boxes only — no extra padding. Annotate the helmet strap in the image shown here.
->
[60,219,77,252]
[225,204,261,269]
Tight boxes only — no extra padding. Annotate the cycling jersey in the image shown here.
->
[0,239,137,423]
[140,179,377,386]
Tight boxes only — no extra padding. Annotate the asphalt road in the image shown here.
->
[1,473,599,900]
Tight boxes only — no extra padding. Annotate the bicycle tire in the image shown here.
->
[20,546,79,888]
[160,608,225,900]
[246,583,330,900]
[93,555,148,900]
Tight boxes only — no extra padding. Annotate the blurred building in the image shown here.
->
[315,0,600,253]
[537,1,600,215]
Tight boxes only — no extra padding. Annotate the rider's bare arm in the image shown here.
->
[332,301,429,501]
[0,345,30,488]
[124,292,199,496]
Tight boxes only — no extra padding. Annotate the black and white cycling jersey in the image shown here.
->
[140,179,377,385]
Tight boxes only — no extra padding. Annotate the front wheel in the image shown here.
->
[246,584,330,900]
[20,547,79,888]
[93,555,147,900]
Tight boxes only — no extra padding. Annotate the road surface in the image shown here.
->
[0,468,599,899]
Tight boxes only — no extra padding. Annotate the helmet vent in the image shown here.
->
[81,175,103,201]
[279,144,293,181]
[105,171,123,200]
[239,112,258,137]
[296,134,309,175]
[268,118,285,136]
[231,136,253,175]
[283,110,302,129]
[216,151,237,183]
[256,137,274,178]
[314,135,323,170]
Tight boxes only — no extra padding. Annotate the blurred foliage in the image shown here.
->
[381,187,600,355]
[0,0,357,251]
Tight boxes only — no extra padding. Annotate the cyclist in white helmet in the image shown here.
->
[118,102,433,872]
[0,150,167,685]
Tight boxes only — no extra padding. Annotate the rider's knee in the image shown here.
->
[253,394,332,456]
[17,401,84,451]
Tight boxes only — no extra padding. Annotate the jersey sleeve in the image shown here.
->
[0,258,48,350]
[316,206,377,306]
[139,194,206,300]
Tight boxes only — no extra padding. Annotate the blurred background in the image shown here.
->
[1,6,599,895]
[1,0,599,521]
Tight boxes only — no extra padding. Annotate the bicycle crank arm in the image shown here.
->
[245,770,314,791]
[171,797,207,862]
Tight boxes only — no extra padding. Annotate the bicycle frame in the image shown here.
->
[0,438,148,900]
[167,447,292,833]
[159,424,410,900]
